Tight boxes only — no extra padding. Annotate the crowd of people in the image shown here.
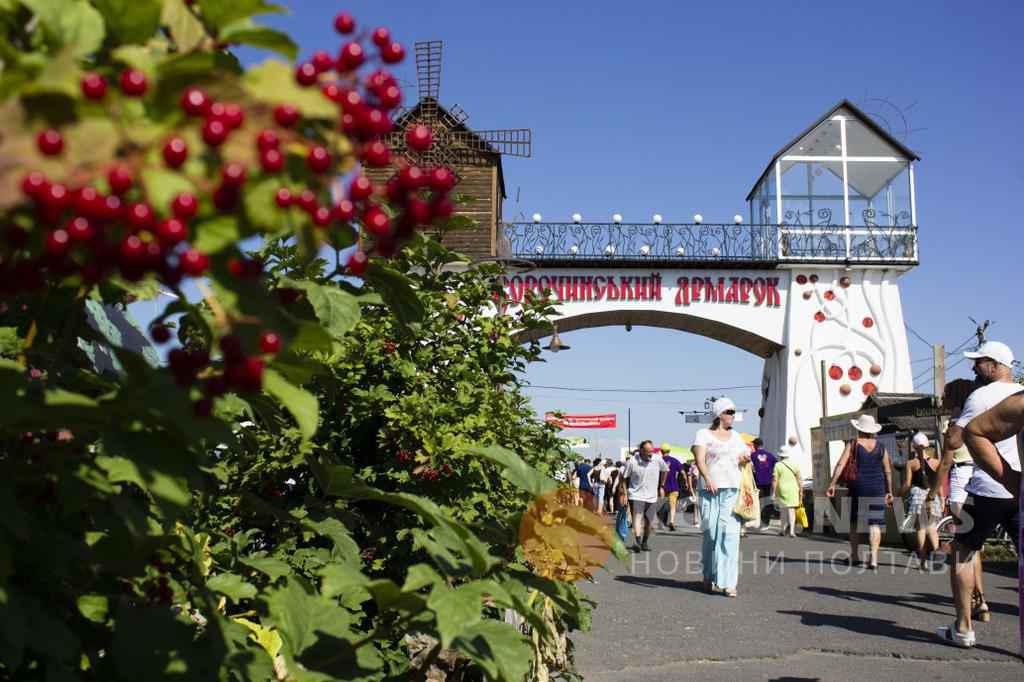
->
[561,339,1023,652]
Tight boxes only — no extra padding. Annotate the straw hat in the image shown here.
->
[850,414,882,434]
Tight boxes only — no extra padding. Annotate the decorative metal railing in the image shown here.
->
[500,222,918,265]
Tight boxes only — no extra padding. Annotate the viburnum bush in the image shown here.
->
[0,2,614,681]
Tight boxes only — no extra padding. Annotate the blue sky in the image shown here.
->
[143,1,1024,457]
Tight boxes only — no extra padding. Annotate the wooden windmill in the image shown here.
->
[374,41,532,259]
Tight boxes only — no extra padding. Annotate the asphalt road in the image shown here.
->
[573,523,1021,681]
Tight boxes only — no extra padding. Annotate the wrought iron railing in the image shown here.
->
[500,222,918,265]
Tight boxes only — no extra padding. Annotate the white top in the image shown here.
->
[622,455,669,503]
[693,428,748,489]
[598,466,613,484]
[957,381,1023,499]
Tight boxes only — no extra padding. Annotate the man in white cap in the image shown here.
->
[933,341,1021,648]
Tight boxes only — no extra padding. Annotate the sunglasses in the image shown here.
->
[722,409,736,416]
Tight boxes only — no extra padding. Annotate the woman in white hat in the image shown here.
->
[772,445,803,537]
[826,414,894,570]
[692,397,751,597]
[897,432,942,567]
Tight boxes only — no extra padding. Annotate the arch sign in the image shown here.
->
[503,266,915,478]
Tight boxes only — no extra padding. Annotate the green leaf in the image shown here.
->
[76,594,108,624]
[111,45,157,80]
[141,168,196,217]
[289,321,333,354]
[160,0,207,52]
[242,176,288,232]
[363,264,425,330]
[318,562,368,601]
[242,59,337,119]
[93,0,162,45]
[220,21,298,61]
[21,47,80,98]
[193,216,240,254]
[197,0,286,31]
[239,556,291,582]
[207,572,257,604]
[452,620,531,682]
[64,118,119,167]
[23,1,106,58]
[0,327,20,356]
[428,584,483,648]
[465,445,558,497]
[262,369,318,440]
[265,577,351,656]
[279,279,360,341]
[44,389,98,408]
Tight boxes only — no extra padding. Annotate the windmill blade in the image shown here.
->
[448,129,532,157]
[414,40,442,101]
[441,103,469,128]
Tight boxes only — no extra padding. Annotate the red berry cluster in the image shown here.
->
[285,12,459,275]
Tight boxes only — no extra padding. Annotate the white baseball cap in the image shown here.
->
[964,341,1014,368]
[912,432,930,448]
[712,397,737,417]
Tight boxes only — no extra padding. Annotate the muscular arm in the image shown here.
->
[928,425,961,501]
[965,393,1024,498]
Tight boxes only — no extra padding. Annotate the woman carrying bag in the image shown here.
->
[772,445,803,537]
[692,397,751,597]
[826,414,894,570]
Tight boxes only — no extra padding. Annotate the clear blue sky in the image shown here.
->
[153,1,1024,456]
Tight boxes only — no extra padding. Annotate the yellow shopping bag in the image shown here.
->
[795,505,809,528]
[734,463,759,522]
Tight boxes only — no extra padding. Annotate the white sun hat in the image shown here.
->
[850,414,882,434]
[777,445,791,459]
[912,432,930,448]
[712,397,737,417]
[963,340,1014,368]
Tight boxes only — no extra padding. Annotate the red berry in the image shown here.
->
[37,129,64,156]
[339,89,362,110]
[202,119,228,146]
[406,124,432,152]
[180,248,209,276]
[407,197,432,225]
[381,41,405,64]
[375,236,397,257]
[100,195,122,221]
[74,187,105,219]
[151,325,172,344]
[5,225,29,249]
[67,217,95,242]
[259,331,281,354]
[333,199,356,222]
[273,104,300,128]
[334,12,355,34]
[260,149,284,173]
[221,163,247,186]
[40,182,70,211]
[311,50,335,73]
[346,249,369,275]
[126,202,155,230]
[21,171,48,198]
[398,166,425,190]
[45,229,70,257]
[222,104,245,130]
[431,196,454,220]
[213,184,239,212]
[80,73,108,100]
[180,88,211,116]
[297,189,318,213]
[219,334,244,362]
[349,175,373,200]
[162,137,188,168]
[119,69,148,96]
[377,85,402,110]
[208,101,228,120]
[363,108,392,135]
[228,356,264,392]
[107,165,134,195]
[171,193,198,220]
[274,188,293,208]
[256,129,279,151]
[157,218,188,245]
[371,27,391,47]
[306,146,331,173]
[429,167,456,192]
[312,206,332,227]
[321,83,343,102]
[337,42,365,71]
[362,141,390,167]
[119,235,147,266]
[295,62,319,87]
[363,206,390,236]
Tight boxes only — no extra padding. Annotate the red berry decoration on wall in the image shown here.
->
[863,382,878,396]
[802,290,812,300]
[809,274,819,283]
[848,366,863,381]
[119,69,148,96]
[839,384,852,396]
[796,274,807,285]
[828,365,843,381]
[862,317,874,328]
[839,276,851,288]
[870,364,882,376]
[823,290,835,301]
[814,311,826,322]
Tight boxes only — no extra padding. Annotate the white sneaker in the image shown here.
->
[936,623,976,648]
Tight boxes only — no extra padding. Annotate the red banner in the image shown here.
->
[545,413,617,429]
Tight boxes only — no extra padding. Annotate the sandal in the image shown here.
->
[972,592,992,623]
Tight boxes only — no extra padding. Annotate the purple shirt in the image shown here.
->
[751,449,777,487]
[662,455,684,493]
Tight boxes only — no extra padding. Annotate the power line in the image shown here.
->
[905,324,933,348]
[524,384,762,394]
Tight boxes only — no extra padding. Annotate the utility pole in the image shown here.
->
[819,360,828,419]
[932,344,945,398]
[627,408,631,451]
